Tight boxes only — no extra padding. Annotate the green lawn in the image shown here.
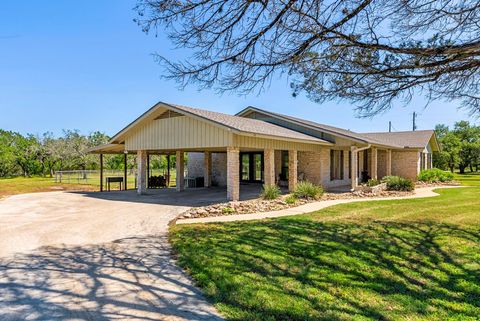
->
[0,176,96,199]
[170,183,480,320]
[454,171,480,186]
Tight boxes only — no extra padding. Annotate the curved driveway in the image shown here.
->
[0,189,225,321]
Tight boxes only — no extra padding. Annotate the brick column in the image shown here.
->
[204,151,212,187]
[176,151,185,191]
[264,148,275,186]
[288,150,298,192]
[350,147,358,190]
[371,147,378,180]
[227,147,239,201]
[386,149,392,176]
[424,153,428,170]
[137,150,147,195]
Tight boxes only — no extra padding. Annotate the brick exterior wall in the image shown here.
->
[391,150,421,180]
[377,150,387,179]
[187,152,227,186]
[298,151,322,185]
[227,148,240,201]
[298,148,351,190]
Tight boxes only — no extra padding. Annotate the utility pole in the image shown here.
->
[412,112,417,131]
[388,121,392,132]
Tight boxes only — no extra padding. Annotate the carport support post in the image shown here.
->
[264,148,275,186]
[99,153,104,192]
[386,149,392,176]
[124,152,128,190]
[204,151,212,188]
[371,147,378,180]
[167,155,171,187]
[176,151,185,191]
[350,147,358,191]
[137,150,147,195]
[227,147,239,201]
[288,150,298,192]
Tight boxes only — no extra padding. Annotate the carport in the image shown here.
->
[90,102,332,201]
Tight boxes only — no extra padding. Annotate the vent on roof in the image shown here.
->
[155,110,184,120]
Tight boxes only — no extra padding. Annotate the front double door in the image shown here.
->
[240,152,264,183]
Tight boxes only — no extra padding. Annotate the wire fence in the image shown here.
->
[53,169,177,190]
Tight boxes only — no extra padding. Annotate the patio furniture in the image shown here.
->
[106,177,123,191]
[148,175,167,188]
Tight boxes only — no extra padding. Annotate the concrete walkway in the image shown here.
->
[177,186,461,225]
[0,190,224,321]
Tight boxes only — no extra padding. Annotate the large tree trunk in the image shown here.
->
[449,165,455,173]
[459,164,466,174]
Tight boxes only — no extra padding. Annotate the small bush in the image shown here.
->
[367,178,381,187]
[293,181,324,199]
[285,195,297,205]
[418,168,454,183]
[260,184,281,200]
[383,176,415,191]
[222,207,235,214]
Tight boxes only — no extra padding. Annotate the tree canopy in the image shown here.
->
[135,0,480,116]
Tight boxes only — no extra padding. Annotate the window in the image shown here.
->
[330,150,344,181]
[348,151,352,179]
[280,151,289,180]
[420,152,425,170]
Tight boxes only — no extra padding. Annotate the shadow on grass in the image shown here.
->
[0,235,223,321]
[171,218,480,321]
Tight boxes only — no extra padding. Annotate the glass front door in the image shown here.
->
[240,152,264,183]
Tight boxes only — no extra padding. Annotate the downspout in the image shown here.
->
[350,144,371,191]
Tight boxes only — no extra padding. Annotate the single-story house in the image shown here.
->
[90,101,440,201]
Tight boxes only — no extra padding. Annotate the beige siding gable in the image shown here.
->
[125,115,232,151]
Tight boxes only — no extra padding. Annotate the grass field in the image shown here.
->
[0,169,177,199]
[0,177,97,199]
[170,177,480,320]
[454,171,480,186]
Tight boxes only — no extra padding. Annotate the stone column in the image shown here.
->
[264,148,275,186]
[288,150,298,192]
[176,151,185,191]
[386,149,392,176]
[137,150,147,195]
[371,147,378,180]
[350,146,358,191]
[226,147,239,201]
[204,151,212,187]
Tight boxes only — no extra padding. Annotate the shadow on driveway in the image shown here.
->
[0,234,224,321]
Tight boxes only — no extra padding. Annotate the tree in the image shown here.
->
[135,0,480,116]
[438,132,461,173]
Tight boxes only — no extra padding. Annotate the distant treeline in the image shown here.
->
[434,121,480,173]
[0,130,172,178]
[1,120,478,178]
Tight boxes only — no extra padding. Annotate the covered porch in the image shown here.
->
[350,146,394,190]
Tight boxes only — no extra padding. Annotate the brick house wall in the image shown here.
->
[391,150,420,180]
[187,152,227,186]
[377,150,387,178]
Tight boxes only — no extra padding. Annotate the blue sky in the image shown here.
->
[0,0,475,138]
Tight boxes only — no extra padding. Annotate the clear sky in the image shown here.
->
[0,0,475,138]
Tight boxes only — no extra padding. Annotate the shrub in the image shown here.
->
[418,168,454,183]
[383,176,415,191]
[260,184,281,200]
[293,181,324,199]
[285,195,297,205]
[222,207,235,214]
[367,178,381,187]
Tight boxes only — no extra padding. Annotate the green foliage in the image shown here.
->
[293,181,324,199]
[222,207,235,214]
[366,178,381,186]
[260,184,281,200]
[382,176,414,191]
[418,168,454,183]
[284,195,297,205]
[434,121,480,173]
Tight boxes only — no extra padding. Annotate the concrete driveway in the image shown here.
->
[0,188,228,320]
